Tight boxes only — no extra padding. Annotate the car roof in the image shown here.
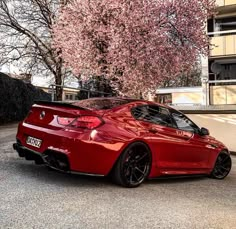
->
[73,97,170,110]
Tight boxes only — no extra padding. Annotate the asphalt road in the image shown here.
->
[0,124,236,229]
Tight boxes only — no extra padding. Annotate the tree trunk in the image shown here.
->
[54,63,63,101]
[53,55,64,101]
[55,75,63,101]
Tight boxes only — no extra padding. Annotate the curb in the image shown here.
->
[181,110,236,114]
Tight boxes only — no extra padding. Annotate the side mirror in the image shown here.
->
[200,127,210,136]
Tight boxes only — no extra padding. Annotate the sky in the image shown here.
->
[0,63,80,88]
[1,64,52,87]
[1,55,207,88]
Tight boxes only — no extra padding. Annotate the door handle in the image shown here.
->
[149,128,158,134]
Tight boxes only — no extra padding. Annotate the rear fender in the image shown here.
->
[108,139,155,176]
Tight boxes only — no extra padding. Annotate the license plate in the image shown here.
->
[26,136,42,148]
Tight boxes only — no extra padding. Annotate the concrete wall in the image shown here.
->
[187,114,236,152]
[172,92,203,105]
[156,87,203,105]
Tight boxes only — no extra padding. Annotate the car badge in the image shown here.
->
[40,111,46,120]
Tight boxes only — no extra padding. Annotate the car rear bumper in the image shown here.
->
[13,141,45,164]
[13,141,105,177]
[15,122,124,176]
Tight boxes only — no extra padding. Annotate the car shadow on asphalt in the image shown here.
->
[146,175,208,185]
[15,162,111,187]
[14,160,208,188]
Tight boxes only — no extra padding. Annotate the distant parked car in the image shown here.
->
[13,98,232,187]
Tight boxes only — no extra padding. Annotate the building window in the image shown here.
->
[65,93,77,101]
[209,61,236,85]
[215,17,236,32]
[208,18,214,33]
[208,17,236,35]
[65,94,73,100]
[155,94,172,104]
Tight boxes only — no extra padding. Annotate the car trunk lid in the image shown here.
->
[24,101,102,130]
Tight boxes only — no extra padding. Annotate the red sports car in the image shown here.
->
[13,98,232,187]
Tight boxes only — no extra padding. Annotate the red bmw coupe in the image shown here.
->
[13,97,232,187]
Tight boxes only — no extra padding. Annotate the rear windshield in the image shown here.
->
[72,98,132,110]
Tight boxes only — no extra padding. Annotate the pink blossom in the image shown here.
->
[53,0,215,96]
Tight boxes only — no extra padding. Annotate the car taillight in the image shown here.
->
[71,116,103,129]
[58,116,103,129]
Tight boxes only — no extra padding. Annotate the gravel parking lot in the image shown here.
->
[0,123,236,229]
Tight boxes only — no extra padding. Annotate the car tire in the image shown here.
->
[210,151,232,179]
[111,142,152,188]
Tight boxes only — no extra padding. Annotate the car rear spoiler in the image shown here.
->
[34,100,88,110]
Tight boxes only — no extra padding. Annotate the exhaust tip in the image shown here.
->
[44,151,70,172]
[13,143,26,157]
[13,143,18,150]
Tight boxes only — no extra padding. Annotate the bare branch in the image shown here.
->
[0,0,71,100]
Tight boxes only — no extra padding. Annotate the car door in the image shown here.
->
[132,105,193,170]
[170,110,212,170]
[132,105,210,172]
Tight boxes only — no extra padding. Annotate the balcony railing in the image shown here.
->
[210,34,236,57]
[216,0,236,7]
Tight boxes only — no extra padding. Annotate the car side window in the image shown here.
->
[171,111,199,133]
[132,105,173,127]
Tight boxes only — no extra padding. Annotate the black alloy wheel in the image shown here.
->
[211,152,232,179]
[112,142,152,188]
